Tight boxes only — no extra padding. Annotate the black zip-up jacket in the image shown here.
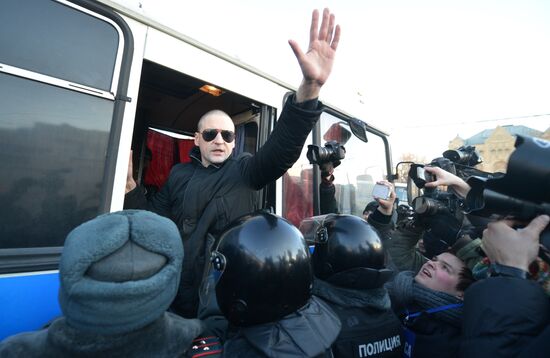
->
[222,297,341,358]
[125,95,322,317]
[461,276,550,358]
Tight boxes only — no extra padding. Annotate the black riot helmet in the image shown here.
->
[301,214,392,289]
[212,212,313,327]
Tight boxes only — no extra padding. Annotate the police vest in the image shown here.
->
[329,304,404,358]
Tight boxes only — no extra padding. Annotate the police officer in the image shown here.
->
[306,214,404,357]
[211,212,341,357]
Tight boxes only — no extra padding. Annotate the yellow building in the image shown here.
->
[449,125,550,173]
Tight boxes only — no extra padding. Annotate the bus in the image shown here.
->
[0,0,392,340]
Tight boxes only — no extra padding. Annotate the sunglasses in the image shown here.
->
[199,129,235,143]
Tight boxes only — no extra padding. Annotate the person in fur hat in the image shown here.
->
[0,210,204,357]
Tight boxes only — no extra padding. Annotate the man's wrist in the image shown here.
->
[296,80,321,103]
[489,262,530,279]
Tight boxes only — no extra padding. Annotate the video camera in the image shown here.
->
[306,140,346,166]
[407,161,464,221]
[404,145,493,222]
[465,135,550,261]
[397,157,470,257]
[443,145,482,167]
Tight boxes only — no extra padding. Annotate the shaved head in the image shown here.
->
[197,110,234,132]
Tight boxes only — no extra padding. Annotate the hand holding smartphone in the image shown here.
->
[372,183,391,200]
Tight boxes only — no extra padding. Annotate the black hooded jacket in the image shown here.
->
[222,296,341,358]
[125,96,322,317]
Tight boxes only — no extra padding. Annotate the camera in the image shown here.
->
[465,135,550,261]
[443,145,482,167]
[411,192,464,228]
[307,140,346,166]
[407,161,464,218]
[409,164,435,189]
[399,159,466,257]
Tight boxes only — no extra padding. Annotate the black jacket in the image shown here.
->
[461,276,550,358]
[313,279,403,358]
[125,96,322,317]
[222,296,341,358]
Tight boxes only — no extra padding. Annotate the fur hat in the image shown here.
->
[58,210,183,335]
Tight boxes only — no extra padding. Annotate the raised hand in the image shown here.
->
[289,8,341,102]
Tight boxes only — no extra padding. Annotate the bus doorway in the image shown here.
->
[129,60,270,197]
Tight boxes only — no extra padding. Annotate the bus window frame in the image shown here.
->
[312,106,393,216]
[0,0,134,274]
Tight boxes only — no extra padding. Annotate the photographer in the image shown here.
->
[385,166,483,273]
[461,215,550,357]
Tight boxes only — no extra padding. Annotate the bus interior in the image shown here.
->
[130,60,263,190]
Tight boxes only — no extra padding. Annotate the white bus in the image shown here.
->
[0,0,392,339]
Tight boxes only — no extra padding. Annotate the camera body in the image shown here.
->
[401,160,465,234]
[307,140,346,166]
[409,164,435,189]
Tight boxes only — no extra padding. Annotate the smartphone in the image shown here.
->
[372,183,391,200]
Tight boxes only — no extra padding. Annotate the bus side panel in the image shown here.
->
[0,273,61,340]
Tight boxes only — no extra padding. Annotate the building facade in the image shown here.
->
[449,125,550,173]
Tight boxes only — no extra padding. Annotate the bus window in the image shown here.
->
[319,112,388,217]
[0,74,114,249]
[0,0,127,254]
[283,133,314,227]
[1,0,120,91]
